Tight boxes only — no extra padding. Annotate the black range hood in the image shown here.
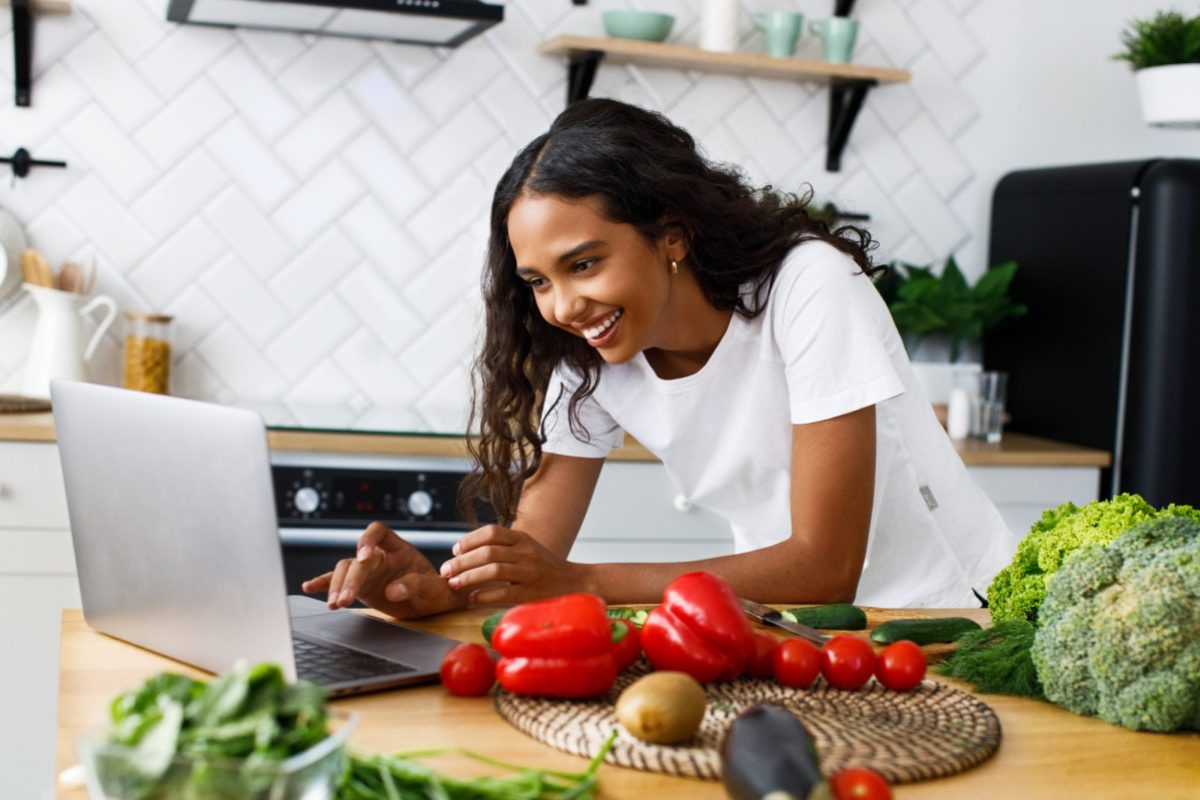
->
[166,0,503,48]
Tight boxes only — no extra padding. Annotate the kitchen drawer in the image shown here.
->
[0,528,77,575]
[0,442,70,530]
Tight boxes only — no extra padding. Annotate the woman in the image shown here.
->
[303,99,1012,618]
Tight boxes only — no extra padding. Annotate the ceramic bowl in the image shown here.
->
[602,11,675,42]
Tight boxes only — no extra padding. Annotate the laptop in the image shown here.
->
[50,379,459,697]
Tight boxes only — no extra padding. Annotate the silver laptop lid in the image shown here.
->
[51,380,297,679]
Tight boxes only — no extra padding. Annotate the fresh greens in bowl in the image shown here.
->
[77,661,353,800]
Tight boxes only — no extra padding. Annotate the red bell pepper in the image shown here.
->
[641,571,755,682]
[492,593,617,698]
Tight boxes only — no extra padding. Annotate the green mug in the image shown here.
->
[755,11,803,58]
[810,17,858,63]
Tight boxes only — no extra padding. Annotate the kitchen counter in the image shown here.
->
[0,411,1111,467]
[54,606,1198,799]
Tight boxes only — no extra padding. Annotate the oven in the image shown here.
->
[271,450,488,597]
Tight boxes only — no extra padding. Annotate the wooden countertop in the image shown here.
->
[54,606,1198,799]
[1,411,1111,467]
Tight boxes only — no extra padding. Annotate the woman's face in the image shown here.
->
[507,192,677,364]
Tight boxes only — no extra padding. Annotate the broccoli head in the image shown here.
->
[1030,515,1200,732]
[987,494,1162,622]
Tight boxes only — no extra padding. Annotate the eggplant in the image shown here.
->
[721,704,833,800]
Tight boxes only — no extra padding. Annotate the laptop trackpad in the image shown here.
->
[291,609,456,665]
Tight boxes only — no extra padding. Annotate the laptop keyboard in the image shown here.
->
[293,637,415,685]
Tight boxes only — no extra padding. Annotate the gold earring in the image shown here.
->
[670,260,679,274]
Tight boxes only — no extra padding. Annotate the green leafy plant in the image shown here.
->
[1113,9,1200,70]
[874,256,1027,363]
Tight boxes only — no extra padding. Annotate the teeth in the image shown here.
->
[583,309,623,339]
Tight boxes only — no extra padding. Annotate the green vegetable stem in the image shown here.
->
[336,730,618,800]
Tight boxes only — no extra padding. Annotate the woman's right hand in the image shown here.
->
[300,521,466,619]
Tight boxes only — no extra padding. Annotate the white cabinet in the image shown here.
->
[0,442,79,800]
[572,460,734,563]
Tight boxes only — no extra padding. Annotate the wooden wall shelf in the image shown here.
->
[539,35,911,172]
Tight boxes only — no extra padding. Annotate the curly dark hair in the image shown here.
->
[460,98,879,523]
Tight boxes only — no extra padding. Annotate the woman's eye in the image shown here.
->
[524,276,548,291]
[572,258,598,273]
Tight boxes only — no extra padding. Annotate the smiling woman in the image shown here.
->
[302,99,1015,618]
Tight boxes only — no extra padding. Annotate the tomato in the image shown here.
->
[612,619,642,671]
[830,767,893,800]
[744,632,779,678]
[875,640,927,692]
[772,638,821,688]
[439,643,496,696]
[820,635,876,690]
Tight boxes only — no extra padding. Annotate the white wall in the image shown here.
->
[2,0,1199,416]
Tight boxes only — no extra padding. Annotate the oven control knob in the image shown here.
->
[406,489,434,517]
[293,486,320,514]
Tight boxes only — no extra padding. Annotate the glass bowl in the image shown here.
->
[75,709,357,800]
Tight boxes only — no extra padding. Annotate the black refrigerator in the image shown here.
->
[985,159,1200,506]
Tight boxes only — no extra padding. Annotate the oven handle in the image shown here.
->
[279,529,465,548]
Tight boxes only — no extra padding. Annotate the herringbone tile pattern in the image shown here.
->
[0,0,985,417]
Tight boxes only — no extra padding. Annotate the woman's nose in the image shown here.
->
[553,286,587,324]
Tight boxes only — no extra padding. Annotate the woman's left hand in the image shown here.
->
[440,524,587,605]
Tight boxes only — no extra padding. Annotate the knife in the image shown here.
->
[739,598,830,646]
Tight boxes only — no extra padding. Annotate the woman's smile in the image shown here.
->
[580,308,624,346]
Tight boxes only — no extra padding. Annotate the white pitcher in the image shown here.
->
[21,283,118,399]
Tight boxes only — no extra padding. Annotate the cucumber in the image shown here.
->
[481,610,506,646]
[869,617,982,645]
[781,603,867,630]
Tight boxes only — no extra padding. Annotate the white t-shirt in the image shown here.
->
[540,241,1015,607]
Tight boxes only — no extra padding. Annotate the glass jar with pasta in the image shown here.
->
[122,311,173,394]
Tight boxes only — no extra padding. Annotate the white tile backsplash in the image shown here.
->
[204,118,296,210]
[268,228,363,313]
[127,217,224,307]
[201,186,292,278]
[62,31,161,130]
[198,255,290,347]
[275,93,368,178]
[130,149,227,238]
[133,78,233,168]
[208,47,300,140]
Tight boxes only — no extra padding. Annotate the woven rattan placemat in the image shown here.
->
[495,660,1001,784]
[0,394,50,413]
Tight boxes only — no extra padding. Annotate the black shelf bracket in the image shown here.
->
[1,147,68,179]
[827,79,874,172]
[834,0,856,16]
[13,0,32,106]
[567,49,604,105]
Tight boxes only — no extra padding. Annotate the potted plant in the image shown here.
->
[875,256,1027,402]
[1114,9,1200,127]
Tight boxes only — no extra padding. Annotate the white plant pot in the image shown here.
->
[1135,64,1200,128]
[909,361,981,405]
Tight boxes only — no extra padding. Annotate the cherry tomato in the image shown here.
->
[820,635,876,690]
[439,643,495,696]
[830,767,893,800]
[772,638,821,688]
[612,619,642,671]
[875,640,927,692]
[744,632,779,678]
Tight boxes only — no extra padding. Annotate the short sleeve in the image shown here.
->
[540,364,624,458]
[771,244,905,424]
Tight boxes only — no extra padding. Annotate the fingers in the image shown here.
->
[356,521,405,560]
[331,548,388,609]
[446,560,514,592]
[301,572,332,594]
[381,572,463,618]
[452,524,516,556]
[326,558,353,609]
[439,545,514,580]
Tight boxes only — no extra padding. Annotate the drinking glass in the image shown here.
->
[970,371,1008,443]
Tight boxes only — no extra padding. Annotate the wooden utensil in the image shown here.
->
[57,260,84,294]
[20,249,54,288]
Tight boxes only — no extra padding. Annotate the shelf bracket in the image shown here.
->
[826,78,873,172]
[567,49,604,105]
[834,0,856,16]
[12,0,31,106]
[1,147,68,179]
